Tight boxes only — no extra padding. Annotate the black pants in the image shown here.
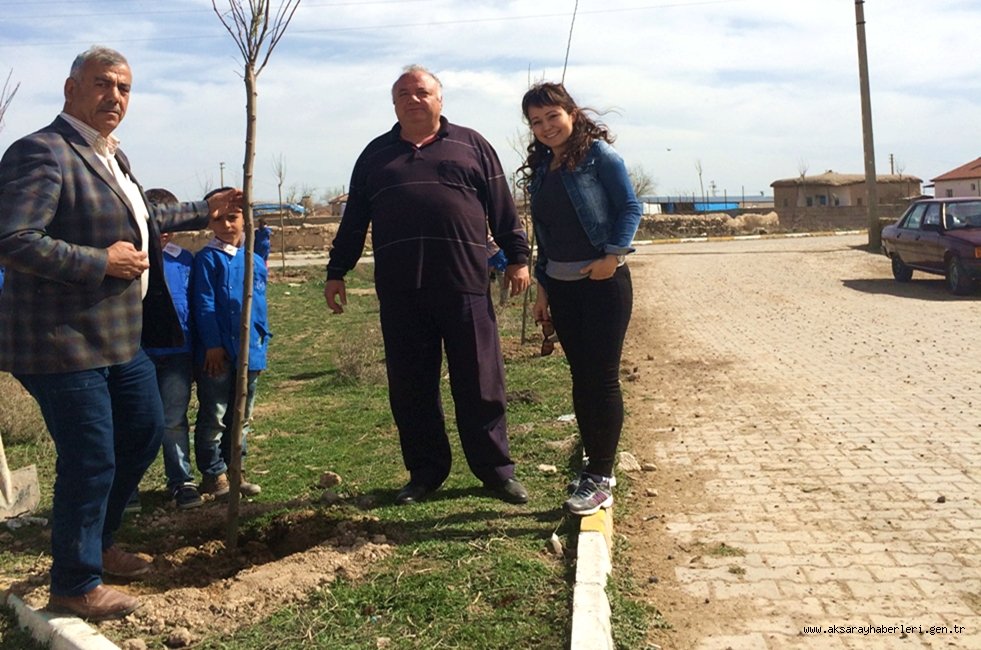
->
[547,265,632,477]
[378,288,515,488]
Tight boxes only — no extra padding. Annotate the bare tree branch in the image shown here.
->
[628,164,656,198]
[0,69,20,133]
[213,0,300,75]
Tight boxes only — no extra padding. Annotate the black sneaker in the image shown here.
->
[172,483,204,510]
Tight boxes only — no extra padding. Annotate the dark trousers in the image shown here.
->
[16,350,164,597]
[547,265,632,477]
[378,288,515,488]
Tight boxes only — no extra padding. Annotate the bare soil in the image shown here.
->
[614,265,755,649]
[8,505,393,647]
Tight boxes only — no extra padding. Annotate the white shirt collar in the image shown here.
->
[205,236,240,257]
[59,112,120,157]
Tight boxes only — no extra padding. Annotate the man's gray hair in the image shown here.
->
[69,46,129,81]
[391,64,442,103]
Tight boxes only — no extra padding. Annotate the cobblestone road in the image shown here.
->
[622,233,980,649]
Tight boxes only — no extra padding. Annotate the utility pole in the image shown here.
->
[855,0,880,250]
[219,161,225,186]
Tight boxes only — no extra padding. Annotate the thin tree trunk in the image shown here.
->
[226,64,258,550]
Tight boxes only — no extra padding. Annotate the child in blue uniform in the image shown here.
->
[254,218,272,265]
[143,188,203,510]
[192,188,271,497]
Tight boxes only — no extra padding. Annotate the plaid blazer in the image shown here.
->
[0,116,212,374]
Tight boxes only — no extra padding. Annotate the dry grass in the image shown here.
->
[332,328,387,385]
[0,373,46,446]
[728,211,781,233]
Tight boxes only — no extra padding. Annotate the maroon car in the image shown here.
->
[881,198,981,295]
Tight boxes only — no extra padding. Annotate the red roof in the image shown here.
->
[931,157,981,182]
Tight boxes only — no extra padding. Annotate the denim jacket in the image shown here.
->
[528,140,642,287]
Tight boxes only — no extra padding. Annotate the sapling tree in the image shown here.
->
[212,0,300,547]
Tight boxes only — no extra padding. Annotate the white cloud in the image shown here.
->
[2,0,980,200]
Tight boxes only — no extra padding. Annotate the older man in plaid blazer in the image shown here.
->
[0,46,241,621]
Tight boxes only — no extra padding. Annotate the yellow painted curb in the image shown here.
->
[580,508,613,550]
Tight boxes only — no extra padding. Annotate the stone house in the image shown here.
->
[930,157,981,198]
[771,170,922,209]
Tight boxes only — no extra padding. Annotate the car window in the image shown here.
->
[901,204,926,229]
[922,203,941,227]
[946,201,981,229]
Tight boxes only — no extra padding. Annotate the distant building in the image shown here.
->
[771,170,921,209]
[328,193,348,217]
[930,157,981,197]
[638,195,775,215]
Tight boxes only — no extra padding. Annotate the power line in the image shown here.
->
[561,0,580,84]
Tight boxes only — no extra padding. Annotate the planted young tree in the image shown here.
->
[212,0,300,548]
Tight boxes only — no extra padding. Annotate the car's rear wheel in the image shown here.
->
[891,256,913,282]
[945,256,973,295]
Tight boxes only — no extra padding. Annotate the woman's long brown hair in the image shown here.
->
[517,82,614,186]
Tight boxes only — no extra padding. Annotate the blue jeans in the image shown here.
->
[15,351,163,597]
[150,352,194,489]
[194,366,259,477]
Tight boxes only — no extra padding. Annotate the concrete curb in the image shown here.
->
[634,228,864,246]
[570,508,615,650]
[3,591,120,650]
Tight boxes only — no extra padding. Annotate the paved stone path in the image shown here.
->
[625,234,979,649]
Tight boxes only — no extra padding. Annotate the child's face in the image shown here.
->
[209,209,245,246]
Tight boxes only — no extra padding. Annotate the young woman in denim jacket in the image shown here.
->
[519,82,642,515]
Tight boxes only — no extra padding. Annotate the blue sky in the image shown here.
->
[1,0,980,203]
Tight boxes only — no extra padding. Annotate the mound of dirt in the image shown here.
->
[10,504,393,647]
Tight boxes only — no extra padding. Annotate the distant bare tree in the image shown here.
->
[212,0,300,548]
[893,159,915,198]
[195,172,216,199]
[628,164,656,198]
[797,159,809,208]
[319,186,344,204]
[285,183,316,206]
[695,159,705,203]
[272,154,287,271]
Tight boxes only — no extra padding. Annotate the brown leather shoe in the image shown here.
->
[102,545,152,578]
[47,584,139,621]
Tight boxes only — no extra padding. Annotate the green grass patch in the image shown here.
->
[0,603,45,650]
[608,535,668,650]
[707,542,745,558]
[0,264,657,649]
